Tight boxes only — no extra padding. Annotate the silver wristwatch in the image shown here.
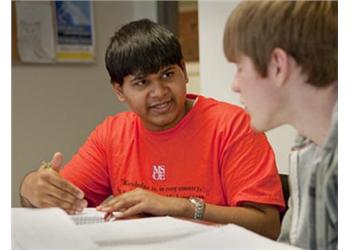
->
[189,197,205,220]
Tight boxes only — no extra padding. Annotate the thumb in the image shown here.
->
[50,152,64,172]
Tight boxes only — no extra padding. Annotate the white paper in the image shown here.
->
[12,208,98,250]
[13,207,302,250]
[78,216,213,247]
[15,1,56,63]
[116,224,302,250]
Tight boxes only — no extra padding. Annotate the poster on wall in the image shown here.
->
[54,0,95,62]
[15,1,56,63]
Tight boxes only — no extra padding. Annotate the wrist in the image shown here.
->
[20,194,35,208]
[19,171,36,207]
[168,197,195,218]
[189,197,205,220]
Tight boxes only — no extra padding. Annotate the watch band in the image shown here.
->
[189,197,205,220]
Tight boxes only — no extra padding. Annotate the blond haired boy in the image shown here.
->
[224,1,337,249]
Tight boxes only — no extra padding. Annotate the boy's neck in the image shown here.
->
[184,97,196,116]
[288,82,337,146]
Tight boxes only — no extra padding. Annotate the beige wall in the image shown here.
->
[12,1,157,207]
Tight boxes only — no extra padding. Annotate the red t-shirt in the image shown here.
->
[61,95,285,210]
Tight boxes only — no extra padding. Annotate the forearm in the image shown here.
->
[204,203,280,239]
[95,190,280,240]
[172,198,280,240]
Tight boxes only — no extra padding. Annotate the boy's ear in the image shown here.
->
[180,60,189,83]
[268,48,289,87]
[112,82,126,102]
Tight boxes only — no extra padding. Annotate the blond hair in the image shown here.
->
[223,1,337,87]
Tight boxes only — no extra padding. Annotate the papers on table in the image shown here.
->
[76,211,300,250]
[12,208,98,250]
[119,224,301,250]
[79,216,212,247]
[12,208,302,250]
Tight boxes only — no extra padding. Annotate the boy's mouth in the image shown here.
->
[149,100,173,114]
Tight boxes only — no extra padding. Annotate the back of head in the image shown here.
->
[105,19,184,85]
[223,1,337,87]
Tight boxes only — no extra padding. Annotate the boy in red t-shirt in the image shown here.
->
[20,19,284,239]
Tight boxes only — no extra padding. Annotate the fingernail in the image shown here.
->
[99,207,109,212]
[104,213,112,222]
[112,211,123,218]
[76,201,85,210]
[82,199,88,207]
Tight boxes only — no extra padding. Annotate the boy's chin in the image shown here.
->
[251,118,282,133]
[250,119,270,132]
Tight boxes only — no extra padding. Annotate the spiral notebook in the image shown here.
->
[70,208,123,225]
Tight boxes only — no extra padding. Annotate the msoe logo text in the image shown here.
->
[152,165,166,181]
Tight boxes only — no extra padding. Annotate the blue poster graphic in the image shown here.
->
[55,1,93,45]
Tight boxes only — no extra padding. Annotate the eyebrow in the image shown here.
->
[160,66,175,73]
[130,66,175,81]
[130,73,146,82]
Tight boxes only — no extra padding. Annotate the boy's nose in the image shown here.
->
[151,82,168,97]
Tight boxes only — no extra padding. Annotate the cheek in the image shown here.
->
[125,96,146,113]
[250,90,275,116]
[236,78,251,95]
[171,83,186,99]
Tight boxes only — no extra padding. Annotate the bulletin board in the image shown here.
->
[178,10,199,62]
[12,2,19,63]
[12,1,95,63]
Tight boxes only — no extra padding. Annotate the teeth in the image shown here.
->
[155,103,168,108]
[151,101,170,109]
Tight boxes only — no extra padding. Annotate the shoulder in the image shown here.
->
[197,96,252,134]
[92,111,139,138]
[198,96,248,119]
[103,111,138,126]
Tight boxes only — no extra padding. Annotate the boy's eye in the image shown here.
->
[162,71,174,79]
[133,80,147,87]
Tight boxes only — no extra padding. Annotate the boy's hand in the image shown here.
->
[20,152,88,214]
[96,188,191,220]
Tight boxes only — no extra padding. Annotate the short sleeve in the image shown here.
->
[60,122,112,207]
[221,115,285,211]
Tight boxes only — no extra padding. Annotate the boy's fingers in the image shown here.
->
[47,174,85,199]
[116,203,144,219]
[45,184,87,208]
[42,194,86,212]
[98,196,139,213]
